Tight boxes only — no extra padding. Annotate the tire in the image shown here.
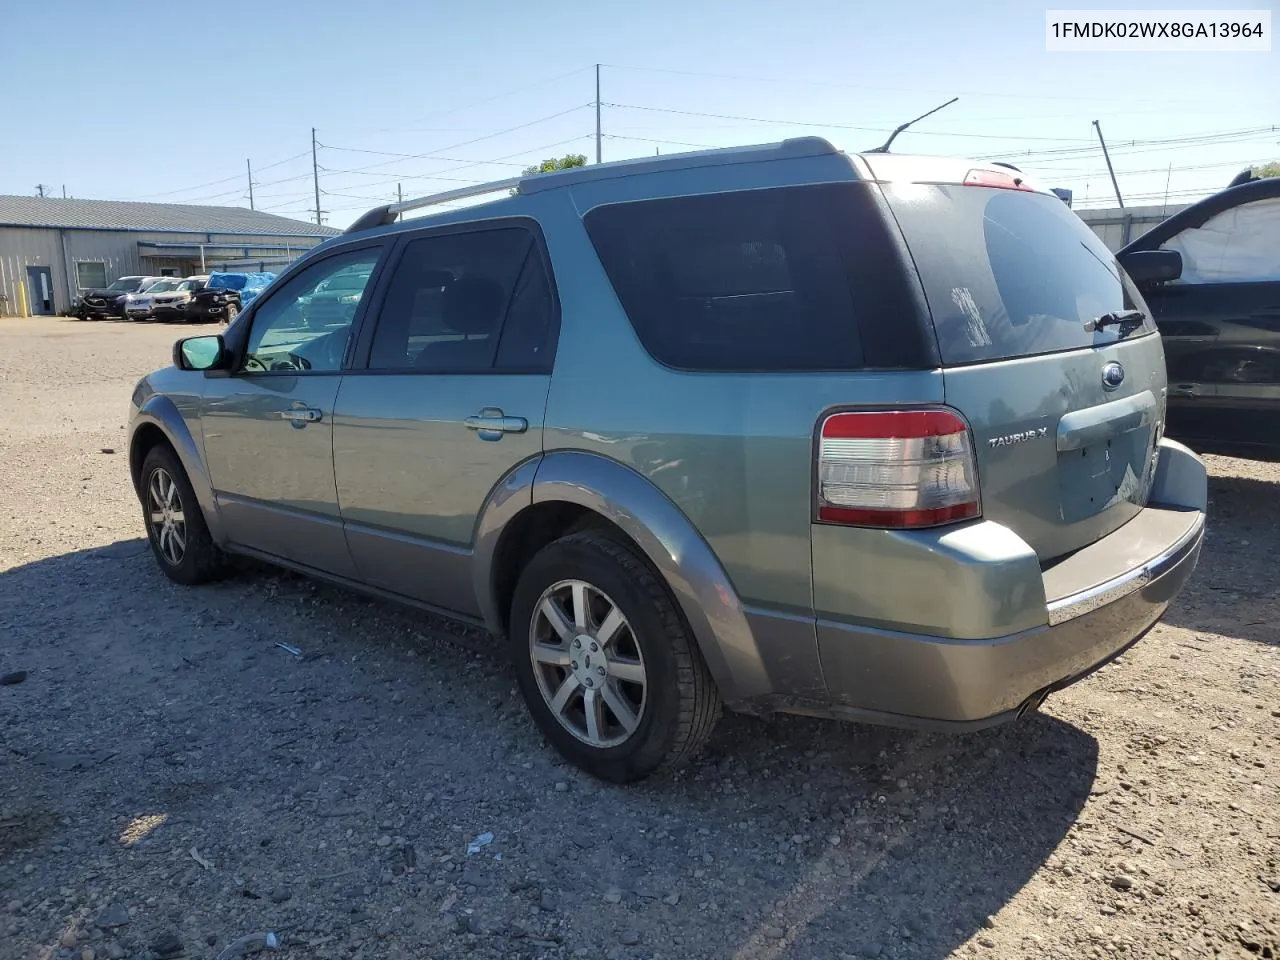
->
[223,303,239,325]
[139,444,230,585]
[509,531,720,782]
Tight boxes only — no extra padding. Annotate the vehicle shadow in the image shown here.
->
[684,709,1095,958]
[1160,470,1280,646]
[0,541,1097,960]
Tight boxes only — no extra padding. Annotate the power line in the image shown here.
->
[978,126,1277,161]
[328,105,592,178]
[323,169,492,184]
[346,65,595,135]
[601,101,1095,142]
[318,143,529,167]
[603,133,720,150]
[600,62,1227,106]
[1024,157,1274,177]
[131,150,311,200]
[318,134,595,195]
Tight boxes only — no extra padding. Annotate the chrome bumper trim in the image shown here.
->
[1045,513,1205,626]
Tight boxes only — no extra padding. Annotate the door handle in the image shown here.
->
[280,407,323,425]
[464,408,528,441]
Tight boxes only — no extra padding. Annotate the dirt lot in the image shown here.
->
[0,315,1276,960]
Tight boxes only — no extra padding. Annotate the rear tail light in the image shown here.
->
[816,408,981,529]
[963,168,1035,192]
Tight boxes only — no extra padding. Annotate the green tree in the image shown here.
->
[510,154,587,194]
[1251,161,1280,178]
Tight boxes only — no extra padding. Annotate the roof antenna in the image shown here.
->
[866,97,959,153]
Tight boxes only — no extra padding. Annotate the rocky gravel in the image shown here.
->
[1,316,1277,960]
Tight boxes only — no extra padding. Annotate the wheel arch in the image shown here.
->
[128,397,221,535]
[473,450,768,707]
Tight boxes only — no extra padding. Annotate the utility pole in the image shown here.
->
[246,158,255,210]
[311,127,323,225]
[35,184,49,198]
[397,183,403,204]
[595,63,602,164]
[1092,120,1124,209]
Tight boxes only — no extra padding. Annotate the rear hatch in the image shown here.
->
[874,162,1167,561]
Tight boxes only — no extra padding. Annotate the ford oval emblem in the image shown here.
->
[1102,362,1125,390]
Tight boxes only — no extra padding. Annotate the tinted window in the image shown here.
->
[1160,196,1280,284]
[368,226,556,372]
[243,248,380,374]
[883,184,1156,365]
[583,186,865,371]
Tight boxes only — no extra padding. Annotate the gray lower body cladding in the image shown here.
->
[797,512,1202,730]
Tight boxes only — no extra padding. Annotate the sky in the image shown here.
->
[7,0,1277,229]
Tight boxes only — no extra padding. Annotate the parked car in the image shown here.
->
[295,266,371,329]
[185,272,277,324]
[71,276,164,320]
[125,278,185,320]
[1118,176,1280,457]
[151,276,209,321]
[129,139,1207,782]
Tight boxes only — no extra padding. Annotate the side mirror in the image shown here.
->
[174,335,226,371]
[1119,249,1182,285]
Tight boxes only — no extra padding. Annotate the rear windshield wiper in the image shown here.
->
[1085,309,1146,333]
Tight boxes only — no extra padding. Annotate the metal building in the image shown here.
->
[1075,203,1191,252]
[0,196,337,316]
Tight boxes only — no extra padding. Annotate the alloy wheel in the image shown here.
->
[148,467,187,566]
[529,579,647,748]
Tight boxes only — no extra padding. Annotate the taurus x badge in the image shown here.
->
[988,427,1049,449]
[1102,362,1125,390]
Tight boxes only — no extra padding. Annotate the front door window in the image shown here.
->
[242,251,380,375]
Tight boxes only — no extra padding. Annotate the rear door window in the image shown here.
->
[583,185,871,372]
[883,184,1156,365]
[365,224,558,373]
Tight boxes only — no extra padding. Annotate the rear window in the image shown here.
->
[583,185,870,371]
[883,184,1155,365]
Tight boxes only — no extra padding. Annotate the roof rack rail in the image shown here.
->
[345,176,523,234]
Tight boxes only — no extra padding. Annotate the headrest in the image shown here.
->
[441,277,504,336]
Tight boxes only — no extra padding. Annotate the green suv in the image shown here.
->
[128,138,1207,782]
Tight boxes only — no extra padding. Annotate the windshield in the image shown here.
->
[106,278,142,292]
[883,184,1156,365]
[177,280,201,292]
[146,280,180,293]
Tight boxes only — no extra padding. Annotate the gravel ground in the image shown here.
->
[1,316,1277,960]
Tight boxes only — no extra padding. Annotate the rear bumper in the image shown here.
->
[805,507,1202,729]
[755,438,1208,730]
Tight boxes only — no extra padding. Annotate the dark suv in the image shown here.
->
[1118,176,1280,457]
[71,276,162,320]
[185,272,277,324]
